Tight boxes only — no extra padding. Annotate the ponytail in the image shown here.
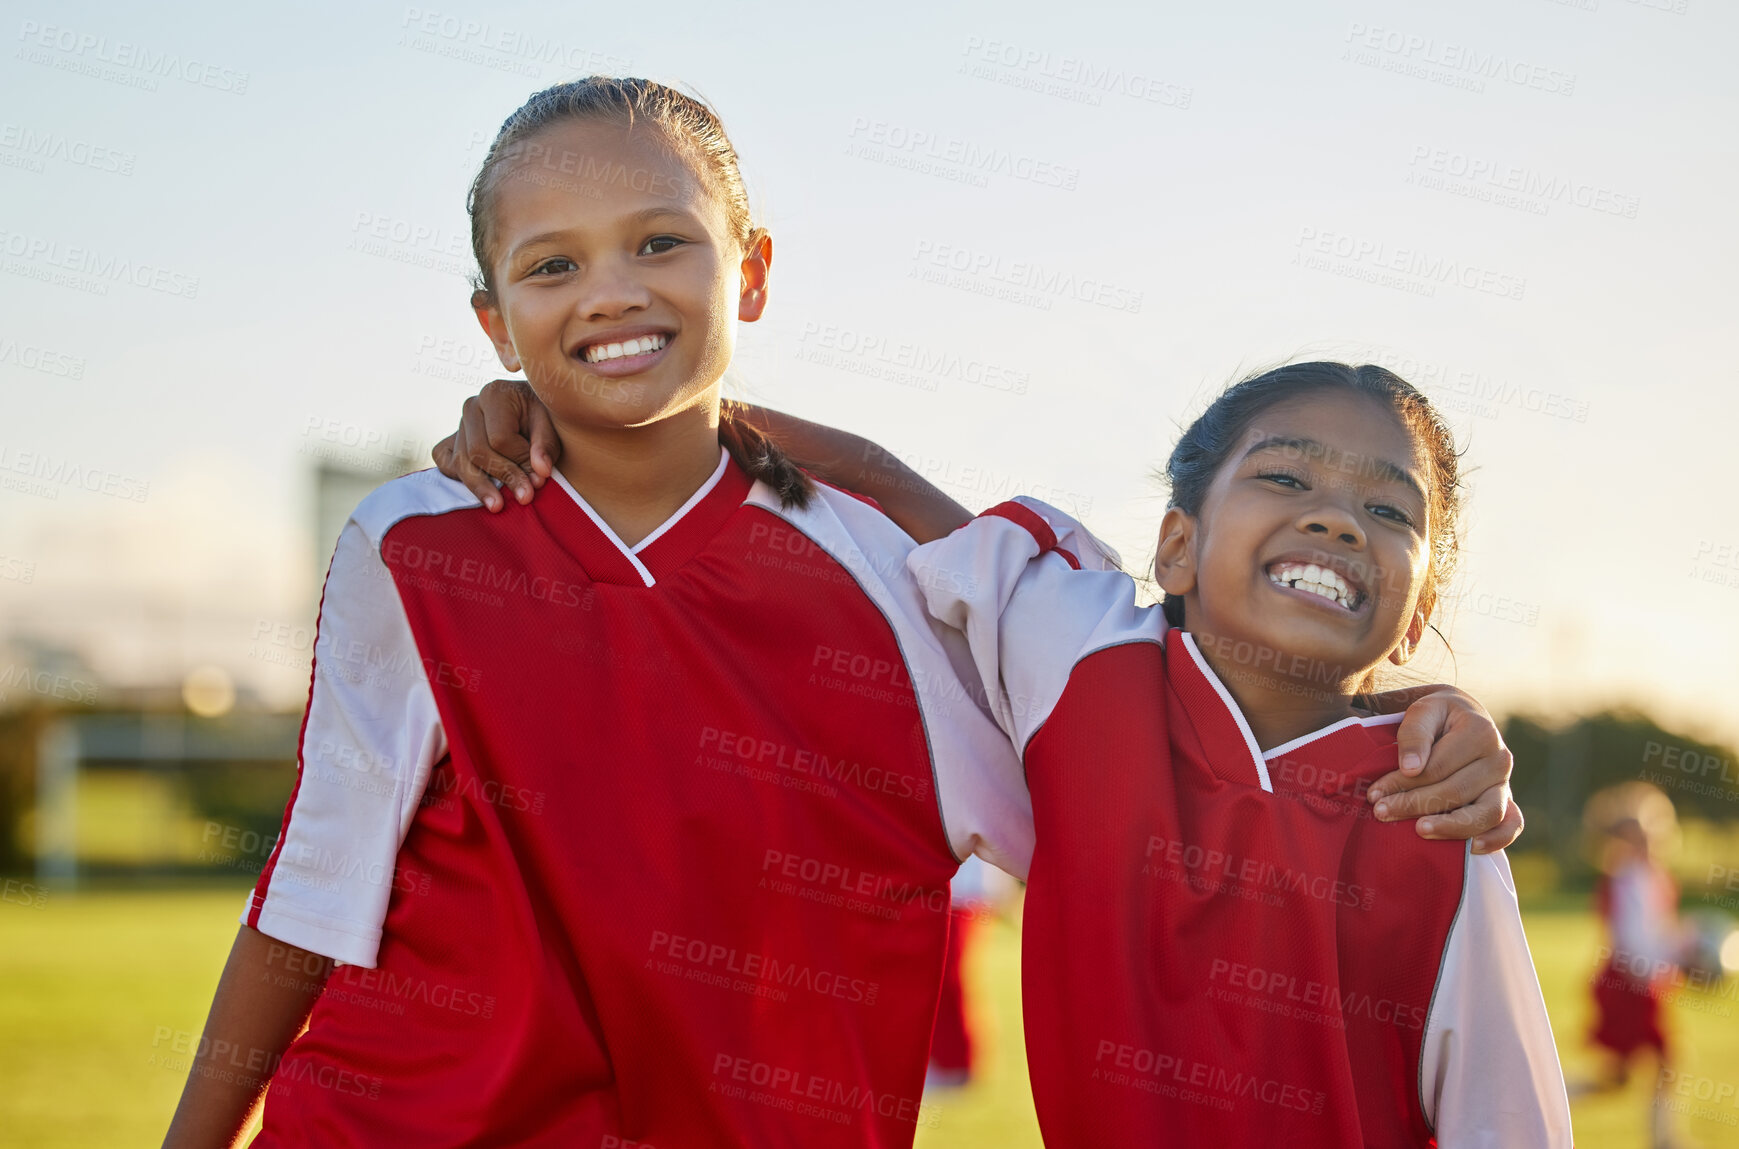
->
[719,401,813,509]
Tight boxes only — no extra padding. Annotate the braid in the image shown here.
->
[719,402,813,509]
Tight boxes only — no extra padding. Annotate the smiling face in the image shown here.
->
[471,117,769,430]
[1155,388,1434,689]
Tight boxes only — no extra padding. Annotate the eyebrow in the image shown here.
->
[505,207,701,261]
[1242,435,1427,501]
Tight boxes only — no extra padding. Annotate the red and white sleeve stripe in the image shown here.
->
[907,497,1161,755]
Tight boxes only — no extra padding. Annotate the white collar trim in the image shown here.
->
[1178,635,1410,788]
[544,448,730,589]
[1180,631,1273,792]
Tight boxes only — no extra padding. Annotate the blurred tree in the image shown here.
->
[1507,709,1737,885]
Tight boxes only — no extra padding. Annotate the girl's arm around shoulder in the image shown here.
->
[1422,848,1574,1148]
[431,379,976,541]
[907,497,1159,752]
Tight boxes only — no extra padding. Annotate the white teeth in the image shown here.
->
[1267,562,1361,610]
[583,333,668,363]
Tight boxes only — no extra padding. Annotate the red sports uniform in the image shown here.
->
[1590,862,1678,1058]
[908,497,1573,1148]
[242,450,1031,1148]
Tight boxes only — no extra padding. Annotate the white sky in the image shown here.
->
[1,0,1734,743]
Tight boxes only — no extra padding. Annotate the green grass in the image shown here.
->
[0,886,245,1149]
[4,890,1736,1147]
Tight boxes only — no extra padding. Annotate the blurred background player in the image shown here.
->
[1583,782,1692,1148]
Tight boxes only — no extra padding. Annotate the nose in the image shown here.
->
[574,256,652,321]
[1297,498,1365,549]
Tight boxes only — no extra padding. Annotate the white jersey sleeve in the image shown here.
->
[747,482,1035,881]
[906,497,1163,754]
[1421,848,1574,1148]
[242,481,465,967]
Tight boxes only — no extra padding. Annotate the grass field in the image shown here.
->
[3,887,1735,1147]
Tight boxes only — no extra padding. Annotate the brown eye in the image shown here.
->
[639,235,684,255]
[1368,503,1416,527]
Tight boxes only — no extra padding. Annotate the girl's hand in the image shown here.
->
[430,380,973,541]
[1364,685,1523,855]
[430,379,561,512]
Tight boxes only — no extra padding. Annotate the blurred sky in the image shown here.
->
[1,0,1735,741]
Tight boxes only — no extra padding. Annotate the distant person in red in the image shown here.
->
[925,855,1009,1088]
[1585,782,1689,1147]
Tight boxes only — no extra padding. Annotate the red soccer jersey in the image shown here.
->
[243,450,1032,1148]
[908,498,1573,1148]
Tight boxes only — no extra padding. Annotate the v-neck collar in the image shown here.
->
[540,447,749,587]
[1166,629,1404,794]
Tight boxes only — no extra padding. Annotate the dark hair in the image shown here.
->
[1160,361,1463,636]
[466,77,811,508]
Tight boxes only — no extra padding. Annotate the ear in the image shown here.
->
[471,289,522,373]
[1388,603,1429,665]
[738,231,772,323]
[1152,507,1198,596]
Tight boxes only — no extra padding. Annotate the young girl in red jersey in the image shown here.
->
[164,77,1037,1149]
[902,363,1573,1146]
